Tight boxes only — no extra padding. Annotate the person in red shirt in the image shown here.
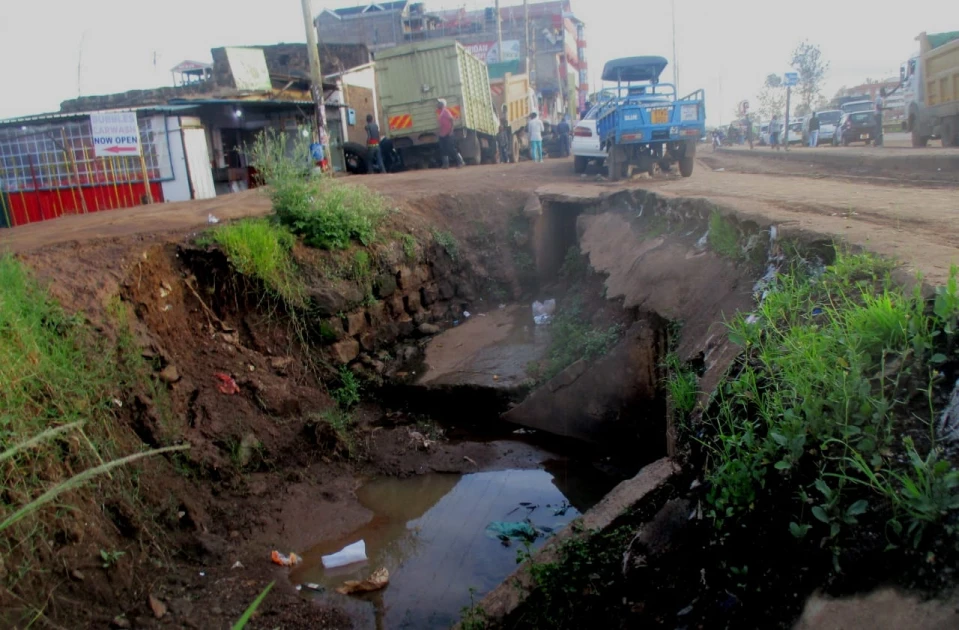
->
[436,98,460,169]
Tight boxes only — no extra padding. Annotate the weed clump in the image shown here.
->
[207,218,304,305]
[702,252,959,561]
[431,228,460,262]
[249,128,387,250]
[538,300,622,381]
[707,210,740,259]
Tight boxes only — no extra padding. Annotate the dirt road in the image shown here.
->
[2,155,957,284]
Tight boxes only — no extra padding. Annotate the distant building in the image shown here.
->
[317,0,589,116]
[0,43,374,228]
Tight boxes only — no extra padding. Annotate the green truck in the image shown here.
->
[375,39,499,168]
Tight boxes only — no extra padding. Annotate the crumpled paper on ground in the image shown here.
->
[336,567,390,595]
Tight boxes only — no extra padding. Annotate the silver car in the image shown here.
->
[572,106,606,174]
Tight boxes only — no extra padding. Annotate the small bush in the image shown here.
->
[708,210,740,259]
[249,129,386,250]
[664,354,698,415]
[331,366,361,409]
[208,218,303,305]
[431,228,460,262]
[542,301,622,381]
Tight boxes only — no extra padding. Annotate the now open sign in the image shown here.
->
[90,111,142,158]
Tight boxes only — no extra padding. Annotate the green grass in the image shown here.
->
[538,300,622,382]
[208,218,304,305]
[664,353,698,416]
[702,251,959,556]
[399,233,417,261]
[249,128,387,251]
[431,228,460,262]
[708,210,741,259]
[331,366,361,409]
[0,255,188,590]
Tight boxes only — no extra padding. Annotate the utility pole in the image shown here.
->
[300,0,328,157]
[495,0,503,63]
[671,0,678,90]
[524,0,530,76]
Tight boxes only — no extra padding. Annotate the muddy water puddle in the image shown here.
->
[292,460,615,629]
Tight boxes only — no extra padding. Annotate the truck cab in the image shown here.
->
[900,31,959,147]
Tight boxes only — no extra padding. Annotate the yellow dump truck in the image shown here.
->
[901,31,959,147]
[376,39,499,168]
[488,67,537,162]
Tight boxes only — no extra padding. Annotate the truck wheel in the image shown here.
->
[574,156,588,174]
[343,142,370,174]
[942,119,957,148]
[607,144,627,181]
[912,127,929,148]
[460,131,482,165]
[679,156,694,177]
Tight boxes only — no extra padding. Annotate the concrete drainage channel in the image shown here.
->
[118,186,955,629]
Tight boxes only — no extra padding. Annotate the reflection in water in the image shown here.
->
[293,467,615,629]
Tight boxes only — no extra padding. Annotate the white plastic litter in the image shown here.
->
[207,213,220,224]
[463,311,471,318]
[532,299,556,325]
[322,540,367,569]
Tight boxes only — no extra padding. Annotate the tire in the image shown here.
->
[912,125,929,148]
[679,156,694,177]
[574,155,588,174]
[343,142,370,174]
[460,130,482,165]
[942,118,957,148]
[607,143,620,181]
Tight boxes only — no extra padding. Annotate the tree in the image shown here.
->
[757,73,786,121]
[791,41,829,114]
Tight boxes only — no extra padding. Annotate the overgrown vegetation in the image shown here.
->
[702,252,959,563]
[536,299,622,382]
[707,210,741,259]
[0,256,185,607]
[249,128,387,251]
[206,218,304,305]
[431,228,460,262]
[664,353,699,421]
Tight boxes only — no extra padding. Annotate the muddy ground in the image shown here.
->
[2,149,958,629]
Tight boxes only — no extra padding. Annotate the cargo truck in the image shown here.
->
[489,68,537,162]
[900,31,959,147]
[375,39,499,168]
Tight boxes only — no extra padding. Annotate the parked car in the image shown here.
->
[802,109,842,145]
[572,105,605,173]
[833,111,878,145]
[786,119,805,144]
[841,100,874,115]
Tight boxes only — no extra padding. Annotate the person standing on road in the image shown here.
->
[875,88,886,147]
[768,115,782,151]
[436,98,460,169]
[808,111,820,148]
[527,112,545,163]
[556,115,571,158]
[364,114,384,174]
[744,113,754,149]
[497,118,513,163]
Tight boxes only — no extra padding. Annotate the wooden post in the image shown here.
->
[107,157,121,208]
[138,153,153,203]
[301,0,328,155]
[59,128,84,214]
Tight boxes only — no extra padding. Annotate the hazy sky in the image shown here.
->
[0,0,948,124]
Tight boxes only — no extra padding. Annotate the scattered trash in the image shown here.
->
[301,582,324,592]
[336,567,390,595]
[498,304,506,310]
[715,167,725,172]
[322,540,367,569]
[231,560,244,570]
[811,307,824,316]
[745,314,759,325]
[271,550,301,567]
[492,374,499,381]
[407,430,434,450]
[159,287,170,299]
[199,572,205,577]
[512,428,535,435]
[485,521,538,542]
[532,299,556,325]
[696,231,709,249]
[552,501,571,516]
[214,372,240,395]
[677,604,694,617]
[453,320,460,326]
[463,455,477,465]
[689,479,701,490]
[463,310,471,318]
[162,304,172,312]
[207,213,220,224]
[112,398,123,408]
